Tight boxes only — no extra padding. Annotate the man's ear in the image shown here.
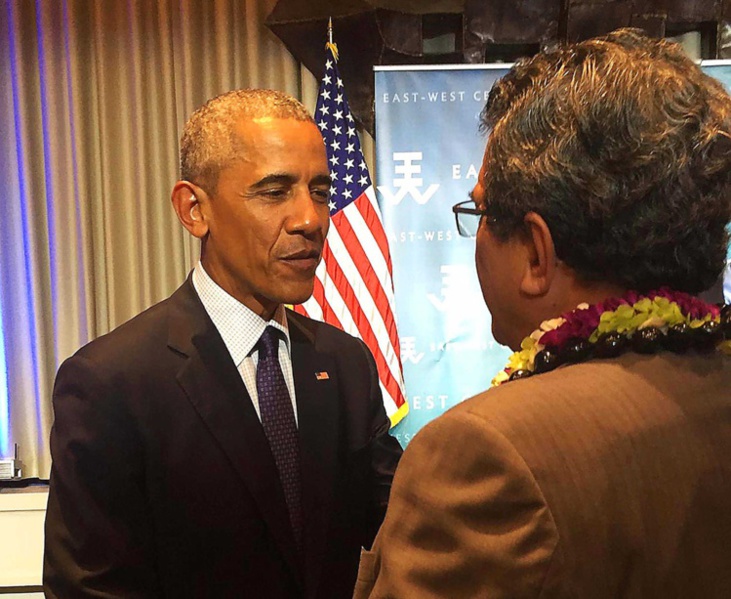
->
[519,211,557,297]
[171,181,209,239]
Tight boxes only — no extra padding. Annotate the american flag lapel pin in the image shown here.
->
[315,371,330,381]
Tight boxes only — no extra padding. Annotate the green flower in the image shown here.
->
[651,297,684,326]
[598,304,637,334]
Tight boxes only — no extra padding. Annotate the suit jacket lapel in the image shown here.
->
[166,279,303,586]
[288,313,340,596]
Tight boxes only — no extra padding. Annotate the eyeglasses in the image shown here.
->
[452,200,492,238]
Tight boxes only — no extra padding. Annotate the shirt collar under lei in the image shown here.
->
[492,288,731,387]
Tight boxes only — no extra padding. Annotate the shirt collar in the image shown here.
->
[192,262,290,366]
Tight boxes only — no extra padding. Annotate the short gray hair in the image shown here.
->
[180,89,314,193]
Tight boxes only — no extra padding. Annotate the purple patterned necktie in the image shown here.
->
[256,326,303,552]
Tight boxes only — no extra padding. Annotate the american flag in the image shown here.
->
[294,36,408,426]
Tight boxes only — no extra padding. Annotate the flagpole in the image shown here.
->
[326,17,339,61]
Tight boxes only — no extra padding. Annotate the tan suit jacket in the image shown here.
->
[355,352,731,598]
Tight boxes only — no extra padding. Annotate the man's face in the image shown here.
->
[472,156,526,351]
[199,117,331,319]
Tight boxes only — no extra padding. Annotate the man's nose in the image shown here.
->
[286,188,329,234]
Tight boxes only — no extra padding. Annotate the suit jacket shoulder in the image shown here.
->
[461,351,731,597]
[286,308,374,357]
[64,278,205,377]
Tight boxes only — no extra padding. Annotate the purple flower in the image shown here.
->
[651,288,675,301]
[624,290,641,305]
[600,296,629,312]
[541,306,601,350]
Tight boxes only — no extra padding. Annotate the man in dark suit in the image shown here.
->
[43,89,402,598]
[356,30,731,597]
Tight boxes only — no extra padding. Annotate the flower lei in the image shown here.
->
[492,288,731,386]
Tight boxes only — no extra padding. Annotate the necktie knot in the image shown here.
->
[258,326,280,359]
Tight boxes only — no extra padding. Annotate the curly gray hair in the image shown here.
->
[480,28,731,293]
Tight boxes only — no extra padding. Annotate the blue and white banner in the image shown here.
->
[376,61,731,447]
[704,63,731,302]
[374,65,512,446]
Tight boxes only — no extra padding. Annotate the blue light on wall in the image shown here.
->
[0,300,8,457]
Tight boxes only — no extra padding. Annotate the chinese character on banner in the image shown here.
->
[294,22,408,426]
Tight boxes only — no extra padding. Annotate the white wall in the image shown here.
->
[0,487,46,596]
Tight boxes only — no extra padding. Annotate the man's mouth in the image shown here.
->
[280,249,322,271]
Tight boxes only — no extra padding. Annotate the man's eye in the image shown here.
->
[311,189,331,204]
[261,188,288,199]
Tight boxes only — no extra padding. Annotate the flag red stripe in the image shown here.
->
[332,208,402,365]
[322,247,403,404]
[350,195,401,356]
[358,191,395,276]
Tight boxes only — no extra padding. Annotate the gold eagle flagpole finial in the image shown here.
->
[326,17,339,61]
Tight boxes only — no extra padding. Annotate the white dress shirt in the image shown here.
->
[192,262,298,425]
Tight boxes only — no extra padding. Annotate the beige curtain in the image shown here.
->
[0,0,343,478]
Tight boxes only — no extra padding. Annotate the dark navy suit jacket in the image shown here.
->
[44,276,402,598]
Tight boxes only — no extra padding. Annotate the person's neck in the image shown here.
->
[199,257,280,321]
[517,279,628,349]
[556,279,629,316]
